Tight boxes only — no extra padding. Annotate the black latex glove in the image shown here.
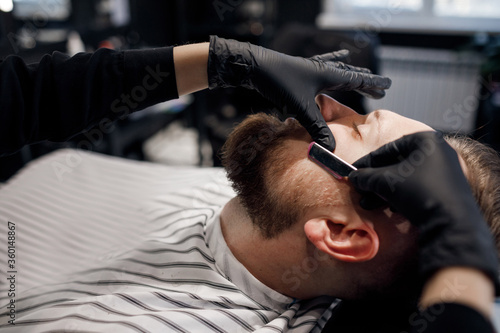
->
[207,35,392,152]
[348,131,500,293]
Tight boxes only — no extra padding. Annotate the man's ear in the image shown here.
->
[304,218,379,262]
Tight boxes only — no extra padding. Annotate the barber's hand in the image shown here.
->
[207,35,392,152]
[348,131,499,293]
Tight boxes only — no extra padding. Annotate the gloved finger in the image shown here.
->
[295,104,336,151]
[323,70,392,93]
[355,88,386,99]
[352,140,404,169]
[352,131,440,169]
[355,73,393,90]
[315,123,336,152]
[348,167,396,199]
[311,49,350,63]
[334,62,372,74]
[359,192,388,210]
[312,51,373,74]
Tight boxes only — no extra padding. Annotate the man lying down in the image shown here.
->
[0,34,497,332]
[0,94,499,332]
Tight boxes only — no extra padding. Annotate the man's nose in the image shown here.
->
[315,94,359,121]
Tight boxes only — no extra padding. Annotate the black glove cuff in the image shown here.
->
[207,35,254,90]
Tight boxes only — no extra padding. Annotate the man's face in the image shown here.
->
[314,94,434,164]
[278,94,434,298]
[223,93,436,298]
[225,93,434,236]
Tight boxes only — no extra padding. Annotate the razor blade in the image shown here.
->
[307,142,357,179]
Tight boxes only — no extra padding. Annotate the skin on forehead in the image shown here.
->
[293,96,469,242]
[274,118,418,289]
[326,112,434,164]
[275,97,439,239]
[314,94,432,161]
[316,95,469,181]
[277,105,435,214]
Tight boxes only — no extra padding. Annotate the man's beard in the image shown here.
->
[221,113,421,302]
[221,112,310,238]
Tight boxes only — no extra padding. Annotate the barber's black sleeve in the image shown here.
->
[322,301,495,333]
[0,47,178,156]
[409,303,495,333]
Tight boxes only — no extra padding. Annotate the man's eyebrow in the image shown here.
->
[373,110,382,137]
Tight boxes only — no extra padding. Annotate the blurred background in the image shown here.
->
[0,0,499,181]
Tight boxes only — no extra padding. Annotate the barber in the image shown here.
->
[0,35,390,156]
[348,131,500,333]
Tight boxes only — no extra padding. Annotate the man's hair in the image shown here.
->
[221,113,311,238]
[221,113,500,249]
[445,134,500,257]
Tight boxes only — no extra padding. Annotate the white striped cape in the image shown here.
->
[0,149,337,332]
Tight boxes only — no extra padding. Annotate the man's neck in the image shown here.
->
[219,197,321,299]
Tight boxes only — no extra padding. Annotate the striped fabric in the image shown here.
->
[0,149,336,332]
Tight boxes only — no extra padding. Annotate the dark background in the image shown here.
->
[1,2,499,331]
